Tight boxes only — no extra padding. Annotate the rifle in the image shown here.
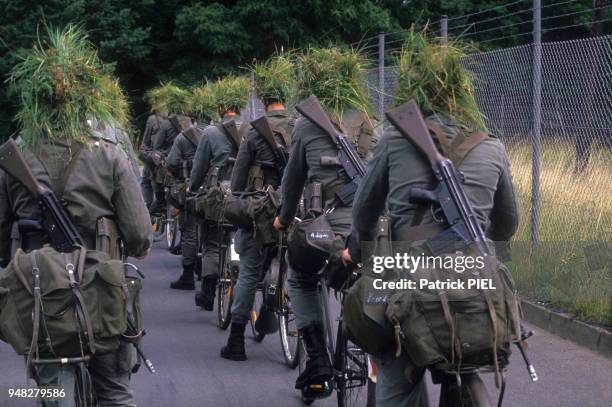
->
[386,100,538,382]
[295,95,367,206]
[250,115,289,174]
[0,138,84,252]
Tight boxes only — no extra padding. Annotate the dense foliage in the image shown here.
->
[0,0,607,141]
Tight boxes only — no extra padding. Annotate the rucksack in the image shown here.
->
[0,246,128,361]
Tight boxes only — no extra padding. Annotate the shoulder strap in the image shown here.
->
[33,143,83,198]
[183,127,203,147]
[425,121,489,167]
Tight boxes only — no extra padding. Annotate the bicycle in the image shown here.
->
[217,222,239,329]
[151,193,180,251]
[297,271,374,407]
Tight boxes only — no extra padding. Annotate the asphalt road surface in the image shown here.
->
[1,244,611,407]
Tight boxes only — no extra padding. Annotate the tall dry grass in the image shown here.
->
[505,141,611,326]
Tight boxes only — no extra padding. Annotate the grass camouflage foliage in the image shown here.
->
[298,46,373,120]
[213,76,249,113]
[145,82,191,116]
[8,25,128,147]
[189,83,217,122]
[395,29,486,130]
[250,52,297,104]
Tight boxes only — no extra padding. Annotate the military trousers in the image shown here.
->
[35,341,137,407]
[179,211,199,267]
[371,350,429,407]
[148,182,166,215]
[140,167,153,208]
[200,221,221,279]
[230,228,265,323]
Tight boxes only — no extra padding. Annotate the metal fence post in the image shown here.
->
[378,32,385,119]
[440,15,448,45]
[531,0,542,249]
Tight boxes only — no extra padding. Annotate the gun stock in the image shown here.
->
[250,116,275,145]
[386,100,445,166]
[0,139,46,196]
[295,95,340,143]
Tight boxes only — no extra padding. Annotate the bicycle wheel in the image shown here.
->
[278,285,300,368]
[439,373,492,407]
[249,289,266,342]
[335,331,369,407]
[217,241,236,329]
[165,205,180,250]
[296,338,315,405]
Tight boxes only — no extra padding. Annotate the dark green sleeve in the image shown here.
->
[111,151,152,258]
[190,136,212,190]
[166,136,183,178]
[152,120,168,151]
[0,171,13,267]
[231,132,256,192]
[279,132,307,225]
[347,136,390,262]
[487,149,520,242]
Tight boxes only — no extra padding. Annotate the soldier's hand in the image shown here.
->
[273,216,288,231]
[341,248,353,267]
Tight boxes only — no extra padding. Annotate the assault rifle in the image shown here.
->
[295,95,367,206]
[250,115,288,174]
[0,138,83,252]
[386,100,538,382]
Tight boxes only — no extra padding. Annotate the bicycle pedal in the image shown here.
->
[301,381,333,400]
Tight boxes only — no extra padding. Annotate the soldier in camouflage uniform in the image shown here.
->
[166,121,204,290]
[221,55,295,361]
[274,47,377,400]
[342,34,520,407]
[191,76,249,311]
[0,27,152,406]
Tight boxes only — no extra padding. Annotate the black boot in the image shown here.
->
[170,265,195,290]
[220,322,247,361]
[196,275,217,311]
[296,323,333,398]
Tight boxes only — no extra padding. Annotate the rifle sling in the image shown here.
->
[425,121,489,167]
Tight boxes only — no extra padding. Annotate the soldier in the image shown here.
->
[342,33,520,407]
[139,109,164,209]
[0,26,152,406]
[191,76,250,311]
[273,47,377,400]
[148,84,192,216]
[220,55,295,361]
[165,84,216,290]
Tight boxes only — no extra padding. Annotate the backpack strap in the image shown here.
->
[34,143,83,199]
[425,121,490,167]
[65,249,96,356]
[26,251,42,376]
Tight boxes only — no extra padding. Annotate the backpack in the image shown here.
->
[0,246,128,362]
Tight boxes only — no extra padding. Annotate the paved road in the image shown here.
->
[1,245,611,407]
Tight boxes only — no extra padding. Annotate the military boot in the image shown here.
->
[170,264,195,290]
[195,275,217,311]
[295,323,333,399]
[220,322,247,361]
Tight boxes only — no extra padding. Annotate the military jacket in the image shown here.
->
[279,109,377,235]
[166,125,205,179]
[190,116,243,191]
[153,115,181,155]
[348,114,520,261]
[0,138,152,267]
[231,109,293,193]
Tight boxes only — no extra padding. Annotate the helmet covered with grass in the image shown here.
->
[145,82,191,117]
[395,29,485,130]
[9,25,129,146]
[213,76,250,117]
[189,83,217,123]
[250,52,296,106]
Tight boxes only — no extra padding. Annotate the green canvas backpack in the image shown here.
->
[0,246,128,360]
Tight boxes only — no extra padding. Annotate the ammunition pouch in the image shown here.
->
[167,181,187,209]
[186,181,231,223]
[95,217,123,260]
[247,164,265,191]
[304,182,323,213]
[287,211,335,275]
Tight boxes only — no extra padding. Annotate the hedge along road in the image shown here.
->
[1,245,610,407]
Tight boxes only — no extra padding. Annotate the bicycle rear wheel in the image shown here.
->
[335,329,369,407]
[217,239,236,329]
[278,288,300,368]
[439,373,492,407]
[165,205,180,251]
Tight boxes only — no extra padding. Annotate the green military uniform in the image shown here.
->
[190,115,242,309]
[0,137,152,407]
[347,114,520,407]
[166,126,204,288]
[140,113,162,208]
[229,109,293,324]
